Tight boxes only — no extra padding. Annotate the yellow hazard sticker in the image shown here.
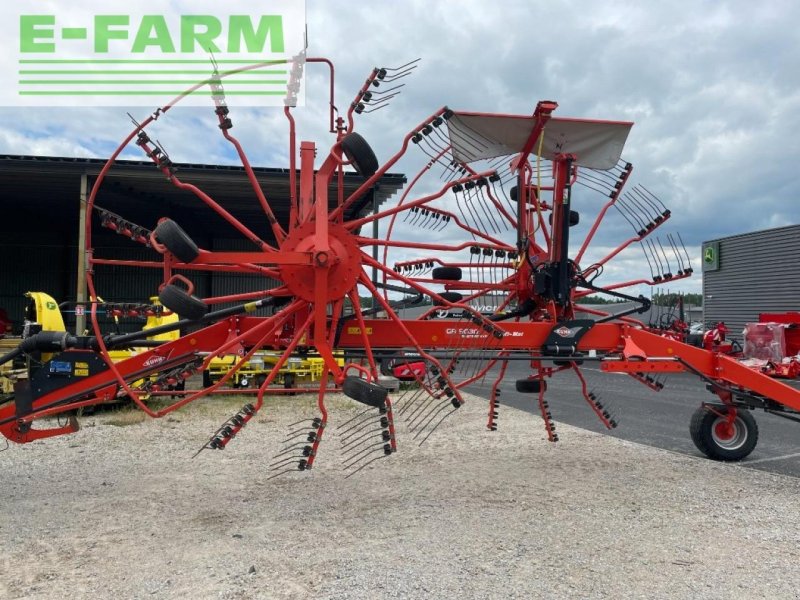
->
[346,327,372,335]
[74,368,89,376]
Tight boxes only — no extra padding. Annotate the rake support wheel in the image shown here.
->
[154,219,200,263]
[158,284,208,321]
[689,405,758,461]
[341,132,379,178]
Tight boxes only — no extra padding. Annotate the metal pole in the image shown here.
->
[75,173,88,334]
[372,187,379,287]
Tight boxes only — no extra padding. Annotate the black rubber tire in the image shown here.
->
[432,267,462,281]
[342,375,388,408]
[689,405,758,461]
[154,219,200,263]
[433,292,464,305]
[548,210,580,227]
[515,378,547,394]
[158,284,208,321]
[283,372,295,390]
[341,132,379,178]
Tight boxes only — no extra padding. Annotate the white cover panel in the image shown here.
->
[448,113,633,170]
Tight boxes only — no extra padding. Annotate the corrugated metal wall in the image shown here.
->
[0,232,72,330]
[209,238,281,302]
[703,224,800,341]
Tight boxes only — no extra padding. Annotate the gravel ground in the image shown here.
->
[2,393,799,599]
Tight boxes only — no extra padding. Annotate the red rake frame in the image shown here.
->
[2,57,798,471]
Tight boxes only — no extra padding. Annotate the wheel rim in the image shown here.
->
[712,417,748,450]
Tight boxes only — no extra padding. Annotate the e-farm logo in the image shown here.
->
[4,1,306,107]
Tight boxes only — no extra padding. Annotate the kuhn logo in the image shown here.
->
[143,355,167,367]
[554,326,580,338]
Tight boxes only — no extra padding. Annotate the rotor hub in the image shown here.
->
[280,221,362,302]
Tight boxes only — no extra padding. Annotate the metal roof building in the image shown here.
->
[0,154,405,332]
[702,224,800,341]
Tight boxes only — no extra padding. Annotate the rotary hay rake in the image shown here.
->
[2,56,800,475]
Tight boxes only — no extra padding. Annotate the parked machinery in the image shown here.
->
[3,56,800,475]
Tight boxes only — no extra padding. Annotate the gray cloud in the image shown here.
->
[1,0,796,299]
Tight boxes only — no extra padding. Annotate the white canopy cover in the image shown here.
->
[447,112,633,170]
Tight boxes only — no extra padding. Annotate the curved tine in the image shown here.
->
[267,465,304,480]
[416,405,459,446]
[342,427,383,454]
[575,179,613,197]
[612,201,643,236]
[283,429,315,442]
[579,170,615,191]
[337,405,376,430]
[369,83,405,95]
[342,432,387,455]
[639,241,656,280]
[397,390,432,420]
[340,416,383,442]
[409,397,449,433]
[676,232,692,267]
[666,233,685,272]
[382,58,421,72]
[630,185,661,216]
[404,392,440,426]
[477,186,502,234]
[286,418,317,429]
[269,454,309,469]
[620,193,650,230]
[395,384,428,414]
[646,238,664,275]
[657,238,673,275]
[421,135,449,159]
[416,140,444,165]
[342,441,389,468]
[638,184,668,212]
[272,441,311,458]
[395,391,425,416]
[344,453,389,478]
[404,393,439,428]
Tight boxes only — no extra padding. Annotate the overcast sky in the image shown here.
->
[2,0,799,300]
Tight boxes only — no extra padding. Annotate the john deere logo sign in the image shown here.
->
[702,241,719,271]
[3,1,306,107]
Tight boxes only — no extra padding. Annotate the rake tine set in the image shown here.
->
[577,160,633,198]
[640,234,691,283]
[401,206,451,232]
[393,259,435,277]
[572,366,618,430]
[628,371,667,392]
[193,402,258,458]
[337,376,396,476]
[339,404,395,477]
[351,59,420,115]
[267,416,324,478]
[392,358,464,446]
[449,175,506,236]
[95,206,153,246]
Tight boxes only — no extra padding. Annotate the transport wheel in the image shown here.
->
[515,378,547,393]
[549,210,580,227]
[341,132,379,178]
[431,267,462,281]
[158,284,208,321]
[689,405,759,461]
[342,375,389,408]
[154,219,200,263]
